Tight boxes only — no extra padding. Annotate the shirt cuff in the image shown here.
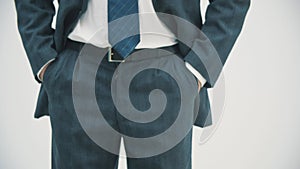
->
[37,58,56,82]
[185,62,206,87]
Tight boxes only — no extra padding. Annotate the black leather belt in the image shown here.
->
[64,39,181,63]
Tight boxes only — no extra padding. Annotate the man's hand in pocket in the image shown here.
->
[197,79,202,92]
[39,62,51,81]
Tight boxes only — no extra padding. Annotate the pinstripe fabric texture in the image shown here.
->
[108,0,140,58]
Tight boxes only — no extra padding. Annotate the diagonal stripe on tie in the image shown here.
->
[108,0,140,58]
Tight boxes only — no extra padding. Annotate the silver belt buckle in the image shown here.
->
[108,48,125,62]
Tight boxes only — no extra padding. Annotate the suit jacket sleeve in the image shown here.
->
[15,0,57,83]
[184,0,250,88]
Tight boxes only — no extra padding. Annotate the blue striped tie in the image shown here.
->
[108,0,140,58]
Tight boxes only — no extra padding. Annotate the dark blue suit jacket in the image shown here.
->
[14,0,250,127]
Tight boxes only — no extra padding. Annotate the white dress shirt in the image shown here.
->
[40,0,206,86]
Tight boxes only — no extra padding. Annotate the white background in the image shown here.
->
[1,0,300,168]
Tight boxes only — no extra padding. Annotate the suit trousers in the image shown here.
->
[42,39,199,169]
